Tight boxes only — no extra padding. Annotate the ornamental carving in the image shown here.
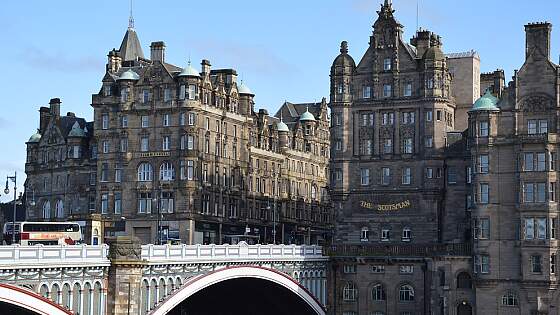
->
[380,127,393,138]
[400,126,415,137]
[359,127,373,137]
[520,95,553,112]
[108,237,142,261]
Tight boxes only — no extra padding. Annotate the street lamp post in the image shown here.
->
[4,172,17,244]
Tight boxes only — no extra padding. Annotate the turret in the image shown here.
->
[330,41,355,104]
[177,61,201,102]
[238,81,255,116]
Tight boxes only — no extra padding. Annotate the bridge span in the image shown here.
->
[0,237,328,315]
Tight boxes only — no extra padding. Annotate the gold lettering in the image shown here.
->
[360,200,412,211]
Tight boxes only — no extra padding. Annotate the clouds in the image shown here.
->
[19,46,103,72]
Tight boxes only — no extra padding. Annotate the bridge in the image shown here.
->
[0,237,328,315]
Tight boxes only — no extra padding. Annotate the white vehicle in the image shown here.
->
[3,221,82,245]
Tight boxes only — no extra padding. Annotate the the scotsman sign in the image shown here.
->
[359,200,412,211]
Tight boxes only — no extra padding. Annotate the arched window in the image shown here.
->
[43,200,51,219]
[456,272,472,289]
[55,200,64,218]
[502,291,518,306]
[137,163,153,181]
[361,227,369,241]
[371,283,386,301]
[160,162,175,181]
[311,185,317,200]
[343,281,357,301]
[399,284,415,302]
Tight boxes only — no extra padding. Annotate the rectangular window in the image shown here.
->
[550,152,556,170]
[121,115,128,128]
[403,138,413,154]
[466,166,472,184]
[402,167,411,185]
[474,218,490,239]
[142,90,150,103]
[383,58,392,71]
[426,110,433,122]
[120,87,129,102]
[115,164,122,183]
[425,136,433,148]
[371,265,385,273]
[162,136,170,151]
[381,167,391,185]
[528,120,537,134]
[525,152,534,171]
[163,114,170,127]
[188,85,197,100]
[101,193,108,214]
[383,139,393,154]
[164,88,171,102]
[160,192,174,213]
[383,84,392,98]
[531,255,542,273]
[343,265,357,274]
[179,85,186,100]
[362,86,372,99]
[187,160,194,180]
[138,192,152,214]
[551,182,557,202]
[188,113,195,126]
[552,254,557,274]
[141,137,149,152]
[404,83,413,96]
[360,169,370,186]
[102,140,110,154]
[102,114,109,130]
[447,167,457,184]
[100,163,109,182]
[114,192,122,214]
[474,255,489,273]
[537,153,546,171]
[479,183,489,204]
[141,116,149,128]
[436,110,442,121]
[479,155,489,173]
[120,138,128,152]
[426,167,434,179]
[551,218,557,239]
[539,120,548,134]
[399,265,414,274]
[479,121,489,137]
[524,218,546,240]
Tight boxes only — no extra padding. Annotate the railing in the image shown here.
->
[0,244,110,267]
[141,243,326,263]
[325,243,471,258]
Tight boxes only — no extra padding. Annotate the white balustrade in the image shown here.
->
[141,242,325,264]
[0,244,110,268]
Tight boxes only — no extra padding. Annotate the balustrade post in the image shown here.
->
[106,236,146,315]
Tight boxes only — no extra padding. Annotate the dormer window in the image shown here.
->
[142,90,150,103]
[103,85,112,96]
[383,58,392,71]
[164,88,171,102]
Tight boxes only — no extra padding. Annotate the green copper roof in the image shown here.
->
[178,62,200,77]
[68,122,86,137]
[299,107,316,122]
[117,69,140,81]
[238,81,253,95]
[470,90,500,112]
[276,120,290,132]
[28,132,41,143]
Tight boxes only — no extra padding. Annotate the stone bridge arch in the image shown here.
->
[149,265,326,315]
[0,283,72,315]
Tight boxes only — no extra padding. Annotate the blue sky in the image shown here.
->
[1,0,559,201]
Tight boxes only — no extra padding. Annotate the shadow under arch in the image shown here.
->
[149,265,326,315]
[0,283,72,315]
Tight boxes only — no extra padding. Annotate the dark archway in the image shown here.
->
[457,302,472,315]
[0,302,41,315]
[168,277,317,315]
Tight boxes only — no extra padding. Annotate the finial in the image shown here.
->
[128,0,135,29]
[340,41,348,54]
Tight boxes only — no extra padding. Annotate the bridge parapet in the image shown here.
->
[0,244,110,268]
[141,242,324,264]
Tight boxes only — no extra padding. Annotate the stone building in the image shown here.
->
[326,1,560,315]
[24,98,98,241]
[326,1,474,314]
[25,21,332,246]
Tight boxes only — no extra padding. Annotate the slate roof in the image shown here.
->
[119,27,145,61]
[273,102,323,130]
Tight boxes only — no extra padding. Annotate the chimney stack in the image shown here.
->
[49,98,61,117]
[150,41,166,63]
[201,59,211,75]
[39,107,50,132]
[525,22,552,60]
